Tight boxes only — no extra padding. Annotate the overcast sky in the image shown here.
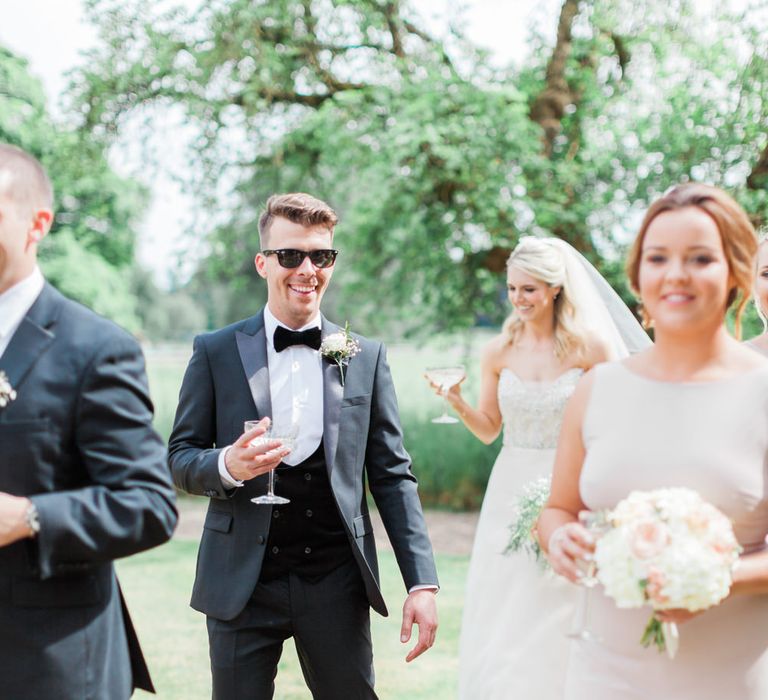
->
[0,0,560,285]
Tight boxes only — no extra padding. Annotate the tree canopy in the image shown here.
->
[0,43,146,331]
[71,0,768,334]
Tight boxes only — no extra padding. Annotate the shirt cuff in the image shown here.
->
[408,584,439,594]
[217,446,243,489]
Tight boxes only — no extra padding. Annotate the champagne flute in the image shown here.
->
[567,510,609,642]
[244,420,296,505]
[424,365,466,424]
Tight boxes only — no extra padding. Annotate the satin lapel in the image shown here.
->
[322,318,344,471]
[235,312,272,420]
[0,284,58,397]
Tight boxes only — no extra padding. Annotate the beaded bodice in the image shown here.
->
[498,367,582,449]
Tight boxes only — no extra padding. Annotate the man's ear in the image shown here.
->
[254,253,267,279]
[25,208,53,250]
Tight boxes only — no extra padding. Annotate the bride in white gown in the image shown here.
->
[428,236,649,699]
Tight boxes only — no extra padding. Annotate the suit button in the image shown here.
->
[271,546,279,554]
[257,535,265,544]
[305,509,313,518]
[304,473,312,481]
[304,547,312,554]
[273,510,280,519]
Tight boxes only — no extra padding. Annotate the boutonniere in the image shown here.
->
[0,370,17,408]
[320,322,361,386]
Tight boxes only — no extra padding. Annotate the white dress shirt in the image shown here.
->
[0,267,45,360]
[218,306,324,487]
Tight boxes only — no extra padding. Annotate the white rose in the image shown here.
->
[322,333,348,353]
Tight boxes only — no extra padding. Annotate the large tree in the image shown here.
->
[72,0,768,334]
[1,44,146,331]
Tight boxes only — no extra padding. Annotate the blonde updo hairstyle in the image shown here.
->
[626,183,757,339]
[503,236,591,360]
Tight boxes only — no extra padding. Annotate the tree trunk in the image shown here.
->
[747,140,768,191]
[529,0,582,157]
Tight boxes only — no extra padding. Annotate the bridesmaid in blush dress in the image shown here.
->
[539,184,768,700]
[747,231,768,356]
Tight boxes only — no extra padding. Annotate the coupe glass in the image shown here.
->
[244,420,297,505]
[567,510,609,642]
[424,365,466,424]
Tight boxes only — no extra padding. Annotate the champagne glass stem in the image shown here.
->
[568,562,599,641]
[266,468,276,497]
[569,586,588,636]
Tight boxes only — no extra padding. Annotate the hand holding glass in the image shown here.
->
[424,365,466,424]
[244,420,297,505]
[567,510,609,642]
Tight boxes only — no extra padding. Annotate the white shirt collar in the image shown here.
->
[0,267,45,340]
[263,305,322,351]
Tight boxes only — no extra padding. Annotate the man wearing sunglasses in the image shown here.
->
[169,192,439,699]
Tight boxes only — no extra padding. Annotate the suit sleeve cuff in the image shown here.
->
[217,446,243,489]
[408,584,439,594]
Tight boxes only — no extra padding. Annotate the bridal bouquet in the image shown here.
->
[506,476,550,567]
[594,488,741,657]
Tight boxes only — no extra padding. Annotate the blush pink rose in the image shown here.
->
[645,566,669,605]
[629,520,670,559]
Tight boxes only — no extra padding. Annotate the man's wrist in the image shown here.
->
[25,501,40,538]
[218,446,243,488]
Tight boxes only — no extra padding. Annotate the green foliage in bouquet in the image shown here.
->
[506,477,551,567]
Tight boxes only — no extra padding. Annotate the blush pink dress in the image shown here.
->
[568,361,768,700]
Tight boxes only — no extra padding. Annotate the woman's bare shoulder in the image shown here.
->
[580,330,614,368]
[481,333,511,371]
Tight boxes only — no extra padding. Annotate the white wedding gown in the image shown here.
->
[458,368,583,699]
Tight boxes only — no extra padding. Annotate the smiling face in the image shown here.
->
[506,265,560,325]
[254,216,335,329]
[755,241,768,319]
[638,206,732,334]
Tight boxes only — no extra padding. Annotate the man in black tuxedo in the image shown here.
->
[0,143,178,699]
[169,193,439,699]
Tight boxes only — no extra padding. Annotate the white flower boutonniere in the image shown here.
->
[0,370,17,408]
[320,322,361,386]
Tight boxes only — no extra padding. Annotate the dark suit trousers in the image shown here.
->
[207,559,378,700]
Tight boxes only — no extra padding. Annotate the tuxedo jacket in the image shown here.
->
[168,311,438,620]
[0,283,178,700]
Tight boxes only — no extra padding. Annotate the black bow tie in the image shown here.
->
[273,325,322,352]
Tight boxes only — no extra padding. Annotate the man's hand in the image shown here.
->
[400,589,438,662]
[224,418,291,482]
[0,493,34,547]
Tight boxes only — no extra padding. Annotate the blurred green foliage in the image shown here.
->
[71,0,768,336]
[0,44,144,330]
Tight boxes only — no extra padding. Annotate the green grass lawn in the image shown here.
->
[118,541,467,699]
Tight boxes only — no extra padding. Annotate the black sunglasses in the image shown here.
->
[261,248,339,269]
